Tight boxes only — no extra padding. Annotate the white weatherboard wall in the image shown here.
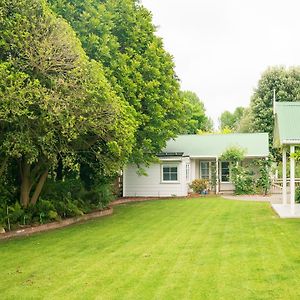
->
[123,158,190,197]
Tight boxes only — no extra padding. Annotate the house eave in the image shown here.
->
[282,139,300,145]
[189,154,268,159]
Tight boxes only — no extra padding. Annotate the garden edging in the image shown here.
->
[0,207,113,241]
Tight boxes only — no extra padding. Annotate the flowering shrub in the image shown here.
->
[231,166,255,195]
[189,179,209,194]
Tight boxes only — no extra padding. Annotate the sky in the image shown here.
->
[141,0,300,128]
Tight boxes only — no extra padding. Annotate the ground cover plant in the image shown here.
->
[1,198,300,299]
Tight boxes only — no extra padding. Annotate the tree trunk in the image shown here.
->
[20,161,31,208]
[0,157,8,177]
[30,170,48,206]
[56,155,63,181]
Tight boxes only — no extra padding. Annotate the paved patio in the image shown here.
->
[222,193,300,218]
[271,203,300,218]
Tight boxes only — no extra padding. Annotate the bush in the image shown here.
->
[255,159,271,195]
[0,176,115,231]
[295,187,300,203]
[231,166,255,195]
[220,146,245,163]
[189,179,209,194]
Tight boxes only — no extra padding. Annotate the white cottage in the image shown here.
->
[123,133,269,197]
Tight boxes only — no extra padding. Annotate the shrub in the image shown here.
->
[220,146,245,163]
[296,187,300,203]
[231,166,255,195]
[41,178,85,202]
[255,159,271,195]
[82,183,114,209]
[189,179,209,194]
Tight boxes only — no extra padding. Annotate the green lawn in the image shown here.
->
[1,198,300,299]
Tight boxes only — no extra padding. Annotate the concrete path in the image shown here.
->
[222,193,300,218]
[221,194,283,204]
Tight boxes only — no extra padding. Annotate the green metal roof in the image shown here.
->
[274,102,300,147]
[162,133,269,158]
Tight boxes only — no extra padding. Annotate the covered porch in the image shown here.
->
[272,101,300,218]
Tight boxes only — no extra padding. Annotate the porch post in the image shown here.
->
[282,147,287,205]
[216,157,219,194]
[290,145,295,214]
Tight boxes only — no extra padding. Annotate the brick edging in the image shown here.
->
[0,207,113,241]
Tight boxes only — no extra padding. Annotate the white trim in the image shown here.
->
[199,161,210,180]
[161,163,180,184]
[282,147,287,205]
[216,157,219,194]
[186,163,190,182]
[190,155,268,159]
[220,161,230,183]
[159,158,184,162]
[282,139,300,145]
[290,145,295,215]
[123,167,126,197]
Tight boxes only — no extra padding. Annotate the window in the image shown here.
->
[200,162,210,180]
[221,161,230,182]
[162,165,178,182]
[186,163,190,181]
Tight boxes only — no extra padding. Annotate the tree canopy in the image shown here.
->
[180,91,213,134]
[0,0,136,206]
[50,0,187,165]
[249,66,300,146]
[219,107,245,131]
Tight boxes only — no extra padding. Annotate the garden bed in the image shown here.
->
[0,207,113,240]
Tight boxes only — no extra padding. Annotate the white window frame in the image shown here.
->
[186,163,190,182]
[161,163,179,183]
[200,161,210,180]
[220,161,230,183]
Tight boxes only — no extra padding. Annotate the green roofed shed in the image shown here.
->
[162,133,269,158]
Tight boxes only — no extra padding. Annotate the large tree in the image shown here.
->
[0,0,136,207]
[50,0,186,165]
[249,66,300,146]
[219,107,245,131]
[180,91,213,134]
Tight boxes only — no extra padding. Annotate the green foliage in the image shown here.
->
[209,162,217,191]
[50,0,186,165]
[219,107,245,131]
[295,187,300,203]
[236,107,253,133]
[231,165,255,195]
[220,146,245,163]
[249,66,300,149]
[0,0,137,206]
[255,159,271,195]
[189,179,209,194]
[180,91,213,134]
[291,151,300,161]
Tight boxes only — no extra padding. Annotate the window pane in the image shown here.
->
[171,173,177,181]
[163,173,169,181]
[221,162,230,182]
[200,162,210,179]
[162,165,178,181]
[186,163,190,181]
